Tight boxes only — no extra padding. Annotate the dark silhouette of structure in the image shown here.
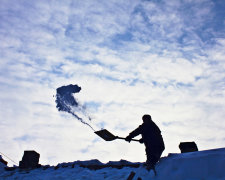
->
[125,114,165,170]
[179,142,198,153]
[19,150,40,169]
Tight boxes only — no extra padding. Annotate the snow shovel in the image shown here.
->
[95,129,140,142]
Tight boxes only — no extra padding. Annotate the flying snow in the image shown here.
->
[55,84,95,131]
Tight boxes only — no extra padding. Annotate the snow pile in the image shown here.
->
[1,148,225,180]
[154,147,225,180]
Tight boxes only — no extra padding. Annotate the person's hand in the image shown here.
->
[139,138,144,144]
[125,135,132,143]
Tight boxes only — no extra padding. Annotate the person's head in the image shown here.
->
[142,114,152,123]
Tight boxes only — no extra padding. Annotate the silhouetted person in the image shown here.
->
[125,114,165,170]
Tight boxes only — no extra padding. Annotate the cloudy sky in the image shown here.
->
[0,0,225,166]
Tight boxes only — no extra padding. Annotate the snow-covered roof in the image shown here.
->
[1,147,225,180]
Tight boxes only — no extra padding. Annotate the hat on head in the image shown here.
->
[142,114,152,122]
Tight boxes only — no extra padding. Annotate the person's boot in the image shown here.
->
[146,161,157,175]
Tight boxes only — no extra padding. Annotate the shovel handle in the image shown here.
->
[116,136,140,142]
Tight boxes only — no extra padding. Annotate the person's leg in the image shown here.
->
[145,149,157,175]
[145,147,156,168]
[145,147,163,169]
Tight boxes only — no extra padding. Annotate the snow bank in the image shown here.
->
[0,148,225,180]
[151,147,225,180]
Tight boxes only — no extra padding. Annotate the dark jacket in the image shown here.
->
[129,120,165,151]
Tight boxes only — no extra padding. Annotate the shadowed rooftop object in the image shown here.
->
[179,142,198,153]
[19,150,40,169]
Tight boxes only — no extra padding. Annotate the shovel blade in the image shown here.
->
[95,129,117,141]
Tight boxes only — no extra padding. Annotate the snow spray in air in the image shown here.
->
[55,84,95,131]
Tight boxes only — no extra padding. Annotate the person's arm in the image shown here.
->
[125,125,142,142]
